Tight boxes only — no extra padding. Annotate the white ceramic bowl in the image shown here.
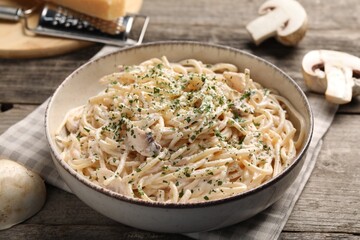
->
[45,41,313,233]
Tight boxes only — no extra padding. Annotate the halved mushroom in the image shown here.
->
[246,0,308,46]
[0,159,46,230]
[126,126,161,157]
[302,50,360,104]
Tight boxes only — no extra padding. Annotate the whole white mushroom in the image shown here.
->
[0,159,46,230]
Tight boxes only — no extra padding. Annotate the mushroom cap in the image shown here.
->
[0,159,46,230]
[259,0,308,46]
[302,50,328,93]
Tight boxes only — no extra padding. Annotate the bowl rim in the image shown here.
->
[45,40,314,209]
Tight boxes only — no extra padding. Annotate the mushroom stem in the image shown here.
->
[324,64,354,104]
[246,9,288,45]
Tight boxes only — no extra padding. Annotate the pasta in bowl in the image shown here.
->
[46,41,313,233]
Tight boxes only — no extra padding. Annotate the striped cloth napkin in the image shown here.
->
[0,46,338,239]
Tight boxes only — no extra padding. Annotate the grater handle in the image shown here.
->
[0,5,23,21]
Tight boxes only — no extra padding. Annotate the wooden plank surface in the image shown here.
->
[285,115,360,234]
[1,0,359,239]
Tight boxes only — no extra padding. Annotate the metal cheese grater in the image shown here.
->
[0,3,149,46]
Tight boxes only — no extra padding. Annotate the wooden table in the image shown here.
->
[1,0,359,239]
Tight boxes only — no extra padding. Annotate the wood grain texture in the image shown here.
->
[284,115,360,233]
[1,0,360,239]
[280,232,360,240]
[0,104,37,134]
[0,45,103,104]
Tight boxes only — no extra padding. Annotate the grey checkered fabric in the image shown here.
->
[0,47,338,239]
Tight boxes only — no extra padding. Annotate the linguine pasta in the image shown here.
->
[55,56,305,203]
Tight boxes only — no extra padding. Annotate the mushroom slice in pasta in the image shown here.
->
[224,72,247,93]
[126,126,161,157]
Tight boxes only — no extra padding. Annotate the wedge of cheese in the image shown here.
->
[46,0,143,20]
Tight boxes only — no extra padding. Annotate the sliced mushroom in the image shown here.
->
[302,50,360,104]
[126,126,161,157]
[224,72,247,93]
[0,159,46,230]
[246,0,308,46]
